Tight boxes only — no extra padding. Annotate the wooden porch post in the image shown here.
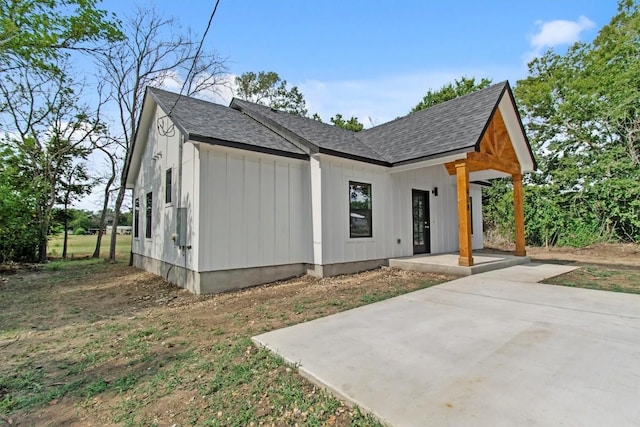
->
[512,173,526,256]
[455,161,474,266]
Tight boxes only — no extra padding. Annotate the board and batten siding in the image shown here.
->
[197,145,312,272]
[390,164,484,258]
[391,165,458,257]
[319,155,394,265]
[317,155,484,265]
[469,184,484,250]
[132,106,199,271]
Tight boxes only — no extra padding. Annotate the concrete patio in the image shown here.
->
[388,252,531,276]
[254,263,640,426]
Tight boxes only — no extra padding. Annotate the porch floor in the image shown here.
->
[388,251,530,276]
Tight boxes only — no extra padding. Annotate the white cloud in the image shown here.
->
[524,16,595,63]
[157,71,238,106]
[203,73,237,105]
[531,16,595,49]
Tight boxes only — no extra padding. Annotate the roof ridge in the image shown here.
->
[232,98,391,162]
[362,80,508,134]
[232,98,363,136]
[148,86,227,110]
[230,98,316,154]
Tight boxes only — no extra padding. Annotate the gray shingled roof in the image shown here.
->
[148,82,512,166]
[148,87,306,157]
[231,99,386,163]
[359,81,508,163]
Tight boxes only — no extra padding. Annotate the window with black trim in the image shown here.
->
[470,196,474,235]
[165,168,172,203]
[134,198,140,238]
[349,181,372,238]
[145,192,152,238]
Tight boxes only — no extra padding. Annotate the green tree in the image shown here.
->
[0,67,102,261]
[58,163,93,258]
[0,0,120,262]
[411,76,492,112]
[330,113,364,132]
[0,0,121,74]
[0,149,39,262]
[68,209,95,231]
[514,0,640,245]
[235,71,308,116]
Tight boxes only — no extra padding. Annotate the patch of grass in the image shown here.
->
[47,234,131,260]
[544,264,640,294]
[46,257,104,271]
[361,279,442,304]
[46,262,62,271]
[85,379,109,398]
[0,328,26,341]
[0,364,90,413]
[360,291,389,304]
[191,338,383,427]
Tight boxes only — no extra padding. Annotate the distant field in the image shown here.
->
[48,234,132,259]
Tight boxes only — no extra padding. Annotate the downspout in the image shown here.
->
[178,133,188,290]
[177,131,184,241]
[166,132,185,283]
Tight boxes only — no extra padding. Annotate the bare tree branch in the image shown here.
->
[92,5,228,261]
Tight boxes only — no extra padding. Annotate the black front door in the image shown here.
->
[412,189,431,254]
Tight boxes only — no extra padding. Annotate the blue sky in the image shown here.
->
[106,0,617,125]
[75,1,618,211]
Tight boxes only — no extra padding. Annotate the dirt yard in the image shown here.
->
[1,243,638,426]
[489,242,640,267]
[529,243,640,267]
[0,260,452,426]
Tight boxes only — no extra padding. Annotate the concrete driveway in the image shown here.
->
[253,264,640,426]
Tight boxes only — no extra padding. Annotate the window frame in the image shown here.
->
[348,181,373,239]
[470,196,474,235]
[165,168,172,204]
[145,192,152,239]
[134,198,140,238]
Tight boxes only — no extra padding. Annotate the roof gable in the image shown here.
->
[478,108,519,164]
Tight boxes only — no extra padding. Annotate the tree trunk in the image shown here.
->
[62,199,69,259]
[93,205,108,258]
[36,202,48,263]
[93,176,115,258]
[38,222,48,263]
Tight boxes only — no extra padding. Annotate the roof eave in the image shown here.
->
[317,147,391,167]
[190,134,309,161]
[473,82,509,152]
[390,146,474,167]
[505,84,538,171]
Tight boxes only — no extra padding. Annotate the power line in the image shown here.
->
[162,0,221,125]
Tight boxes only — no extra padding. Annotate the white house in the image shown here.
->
[126,82,536,294]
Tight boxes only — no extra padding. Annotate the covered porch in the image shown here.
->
[388,251,531,276]
[443,96,532,267]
